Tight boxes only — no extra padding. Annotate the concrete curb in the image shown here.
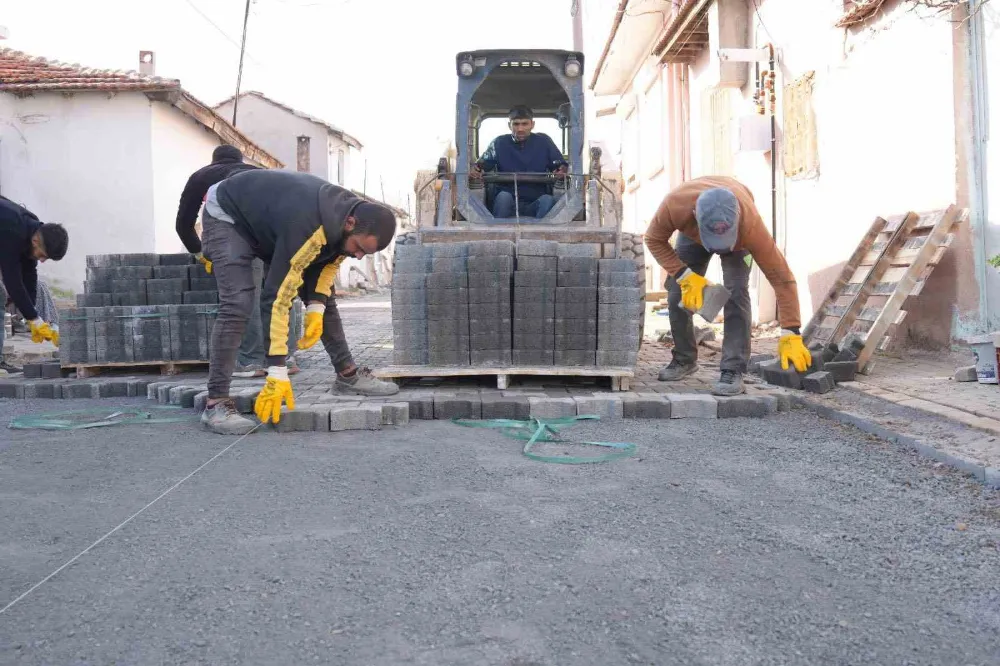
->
[796,396,1000,489]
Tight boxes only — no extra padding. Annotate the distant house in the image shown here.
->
[213,91,363,189]
[0,48,282,293]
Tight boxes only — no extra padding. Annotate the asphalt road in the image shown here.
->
[1,398,999,665]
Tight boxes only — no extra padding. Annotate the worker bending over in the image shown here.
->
[645,176,811,396]
[0,196,67,358]
[199,169,399,435]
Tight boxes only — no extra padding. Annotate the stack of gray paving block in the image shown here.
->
[554,252,598,366]
[61,253,219,367]
[391,245,431,365]
[427,244,471,366]
[513,240,558,365]
[467,240,514,366]
[596,258,643,367]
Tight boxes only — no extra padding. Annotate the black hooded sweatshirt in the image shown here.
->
[174,145,259,253]
[0,197,42,321]
[214,170,365,362]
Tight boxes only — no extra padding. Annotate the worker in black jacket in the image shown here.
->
[0,197,68,358]
[175,144,258,265]
[198,169,399,434]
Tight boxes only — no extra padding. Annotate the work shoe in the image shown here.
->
[658,360,700,382]
[712,370,746,396]
[232,363,266,379]
[0,361,23,374]
[200,398,258,435]
[334,366,399,396]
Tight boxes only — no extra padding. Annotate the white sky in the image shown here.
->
[2,0,575,212]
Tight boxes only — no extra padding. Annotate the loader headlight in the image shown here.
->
[458,55,475,77]
[564,57,581,78]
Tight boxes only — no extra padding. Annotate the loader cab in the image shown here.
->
[454,49,585,226]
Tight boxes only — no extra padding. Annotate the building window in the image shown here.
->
[622,107,639,190]
[337,149,346,186]
[783,71,819,179]
[701,87,734,177]
[640,72,664,179]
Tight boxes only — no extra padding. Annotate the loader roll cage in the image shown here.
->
[451,49,586,227]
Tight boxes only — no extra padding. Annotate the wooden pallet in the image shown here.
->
[374,365,636,391]
[803,205,965,374]
[65,360,209,379]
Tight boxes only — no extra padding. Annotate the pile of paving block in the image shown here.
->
[751,334,862,394]
[59,253,218,367]
[391,240,642,368]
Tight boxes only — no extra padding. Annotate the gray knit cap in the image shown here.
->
[694,188,740,252]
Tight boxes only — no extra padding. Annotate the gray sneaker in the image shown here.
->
[334,366,399,396]
[201,398,258,435]
[712,370,746,396]
[658,360,700,382]
[232,363,266,378]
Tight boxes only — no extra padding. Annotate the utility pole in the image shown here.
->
[232,0,252,126]
[571,0,584,52]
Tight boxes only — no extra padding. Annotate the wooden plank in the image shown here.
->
[374,365,634,391]
[67,360,208,378]
[855,206,962,373]
[821,212,919,348]
[802,216,887,344]
[418,227,620,243]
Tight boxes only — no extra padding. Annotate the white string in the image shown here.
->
[0,421,264,617]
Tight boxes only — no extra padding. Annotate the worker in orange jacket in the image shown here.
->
[644,176,811,396]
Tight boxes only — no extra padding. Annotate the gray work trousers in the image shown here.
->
[236,258,301,368]
[667,234,752,373]
[201,212,354,398]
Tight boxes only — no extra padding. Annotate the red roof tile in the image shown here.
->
[0,47,180,92]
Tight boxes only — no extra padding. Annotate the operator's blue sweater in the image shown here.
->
[477,133,567,203]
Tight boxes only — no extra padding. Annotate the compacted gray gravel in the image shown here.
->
[1,397,998,665]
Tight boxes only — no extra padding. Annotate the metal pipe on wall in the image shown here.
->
[968,0,992,328]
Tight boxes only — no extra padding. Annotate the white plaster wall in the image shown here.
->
[216,95,329,178]
[0,91,154,293]
[682,0,960,328]
[150,102,223,254]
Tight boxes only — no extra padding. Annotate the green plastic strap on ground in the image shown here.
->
[9,406,197,431]
[451,415,636,464]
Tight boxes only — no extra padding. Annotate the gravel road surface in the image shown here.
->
[1,398,998,665]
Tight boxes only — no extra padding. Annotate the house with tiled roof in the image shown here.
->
[213,91,361,189]
[0,47,282,293]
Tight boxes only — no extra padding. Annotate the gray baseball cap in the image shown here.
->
[695,187,740,252]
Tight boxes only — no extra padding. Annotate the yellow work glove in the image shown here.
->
[778,330,812,372]
[677,269,709,312]
[254,366,295,425]
[195,252,213,275]
[297,303,325,349]
[29,319,59,346]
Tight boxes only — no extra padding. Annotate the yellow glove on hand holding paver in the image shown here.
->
[778,331,812,372]
[677,269,709,312]
[29,319,59,346]
[254,366,295,425]
[297,304,325,350]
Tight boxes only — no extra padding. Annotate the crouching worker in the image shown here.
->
[645,176,811,396]
[199,169,399,435]
[0,196,68,355]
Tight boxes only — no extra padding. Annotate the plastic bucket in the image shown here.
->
[970,335,998,384]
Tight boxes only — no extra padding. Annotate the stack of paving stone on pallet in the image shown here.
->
[512,240,559,366]
[555,252,600,366]
[467,241,514,366]
[390,245,431,365]
[427,244,472,366]
[597,259,644,367]
[59,252,219,367]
